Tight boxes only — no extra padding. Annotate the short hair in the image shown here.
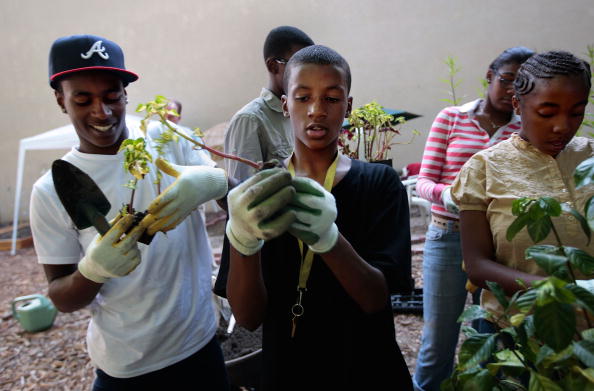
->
[489,46,535,72]
[263,26,314,60]
[168,99,182,115]
[283,45,352,93]
[514,50,592,96]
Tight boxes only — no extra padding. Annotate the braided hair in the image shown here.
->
[514,50,592,96]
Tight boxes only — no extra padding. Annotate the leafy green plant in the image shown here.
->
[337,100,419,162]
[114,95,263,218]
[441,56,463,106]
[444,156,594,391]
[119,137,152,213]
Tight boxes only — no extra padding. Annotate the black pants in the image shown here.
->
[92,336,230,391]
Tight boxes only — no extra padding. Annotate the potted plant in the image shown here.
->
[338,100,419,166]
[443,156,594,391]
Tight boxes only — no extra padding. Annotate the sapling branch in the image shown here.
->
[156,112,260,169]
[137,96,260,170]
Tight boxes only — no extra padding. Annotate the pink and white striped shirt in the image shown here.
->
[416,99,521,219]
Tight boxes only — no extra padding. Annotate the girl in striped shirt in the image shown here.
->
[413,46,534,391]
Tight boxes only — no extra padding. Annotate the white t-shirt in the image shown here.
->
[30,121,220,378]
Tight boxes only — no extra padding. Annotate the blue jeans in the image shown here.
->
[92,336,230,391]
[413,222,468,391]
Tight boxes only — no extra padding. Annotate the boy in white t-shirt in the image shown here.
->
[30,34,231,390]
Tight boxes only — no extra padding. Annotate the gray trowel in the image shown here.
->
[51,159,153,244]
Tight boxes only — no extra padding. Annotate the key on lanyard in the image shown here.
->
[290,288,305,338]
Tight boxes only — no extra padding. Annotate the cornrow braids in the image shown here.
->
[514,50,592,96]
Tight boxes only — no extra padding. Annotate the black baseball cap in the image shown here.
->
[49,34,139,89]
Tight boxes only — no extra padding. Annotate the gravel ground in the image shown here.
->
[0,206,437,390]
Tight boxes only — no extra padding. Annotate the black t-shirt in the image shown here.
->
[215,159,413,390]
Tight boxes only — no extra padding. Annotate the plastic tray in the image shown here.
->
[391,288,423,315]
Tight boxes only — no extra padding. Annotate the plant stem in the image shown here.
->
[128,179,137,214]
[158,114,260,169]
[355,129,361,160]
[450,73,458,105]
[550,223,563,247]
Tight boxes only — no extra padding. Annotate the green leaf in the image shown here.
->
[572,366,594,385]
[539,197,562,217]
[527,218,552,243]
[562,369,594,391]
[487,281,510,308]
[528,370,564,391]
[458,305,490,323]
[543,344,574,367]
[459,333,498,371]
[566,284,594,314]
[511,313,526,327]
[535,345,555,367]
[561,203,591,244]
[507,213,531,241]
[574,340,594,368]
[516,290,537,313]
[534,301,576,351]
[439,377,456,391]
[564,246,594,275]
[574,156,594,189]
[457,368,497,390]
[582,328,594,341]
[528,252,571,281]
[586,196,594,232]
[512,197,534,216]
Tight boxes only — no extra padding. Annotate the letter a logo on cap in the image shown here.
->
[81,40,109,60]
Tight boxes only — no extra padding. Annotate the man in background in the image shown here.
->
[223,26,314,181]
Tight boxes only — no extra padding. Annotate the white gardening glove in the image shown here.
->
[441,186,459,214]
[226,168,296,256]
[145,157,228,235]
[287,177,339,254]
[78,214,145,283]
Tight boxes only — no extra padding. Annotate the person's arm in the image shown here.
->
[43,264,102,312]
[460,210,543,295]
[318,235,389,313]
[415,108,454,203]
[227,247,268,330]
[224,114,264,182]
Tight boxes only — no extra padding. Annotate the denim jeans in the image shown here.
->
[413,222,468,391]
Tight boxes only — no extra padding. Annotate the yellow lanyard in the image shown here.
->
[287,152,339,337]
[287,153,339,288]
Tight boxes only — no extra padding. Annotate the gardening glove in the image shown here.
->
[78,214,145,283]
[288,177,339,254]
[145,157,228,235]
[441,186,459,214]
[226,168,296,256]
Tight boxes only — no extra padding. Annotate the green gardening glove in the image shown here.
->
[226,168,296,255]
[287,177,338,254]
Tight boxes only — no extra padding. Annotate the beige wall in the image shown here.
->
[1,0,593,224]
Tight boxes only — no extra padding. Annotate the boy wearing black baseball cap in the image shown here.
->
[30,34,231,389]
